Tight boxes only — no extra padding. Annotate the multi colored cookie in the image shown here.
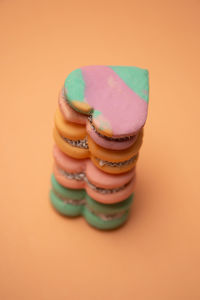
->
[50,174,134,230]
[64,65,149,150]
[50,65,149,230]
[53,145,136,204]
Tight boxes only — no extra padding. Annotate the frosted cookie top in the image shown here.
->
[64,65,149,137]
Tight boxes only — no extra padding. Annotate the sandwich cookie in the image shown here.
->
[50,174,134,230]
[54,107,89,159]
[53,145,136,204]
[88,130,143,174]
[84,193,133,230]
[64,65,149,150]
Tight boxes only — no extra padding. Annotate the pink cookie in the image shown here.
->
[53,145,135,204]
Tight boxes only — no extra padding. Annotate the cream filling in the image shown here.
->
[95,154,138,167]
[86,206,127,221]
[58,167,130,194]
[88,115,135,142]
[61,135,89,149]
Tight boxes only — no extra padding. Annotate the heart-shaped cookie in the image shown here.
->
[64,65,149,138]
[50,174,134,230]
[53,145,136,204]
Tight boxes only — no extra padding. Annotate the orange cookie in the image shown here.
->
[54,107,89,159]
[88,130,143,174]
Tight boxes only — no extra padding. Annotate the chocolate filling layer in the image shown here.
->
[57,167,131,194]
[95,154,138,167]
[88,115,136,142]
[61,135,89,149]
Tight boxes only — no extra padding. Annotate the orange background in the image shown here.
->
[1,0,200,299]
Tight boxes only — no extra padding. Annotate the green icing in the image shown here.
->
[64,68,85,102]
[109,66,149,102]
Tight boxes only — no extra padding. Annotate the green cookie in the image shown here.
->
[50,174,134,230]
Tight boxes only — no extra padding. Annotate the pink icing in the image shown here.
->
[81,66,148,136]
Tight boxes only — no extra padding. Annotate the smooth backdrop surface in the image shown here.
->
[0,0,200,299]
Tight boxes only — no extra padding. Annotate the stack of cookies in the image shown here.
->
[50,66,149,230]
